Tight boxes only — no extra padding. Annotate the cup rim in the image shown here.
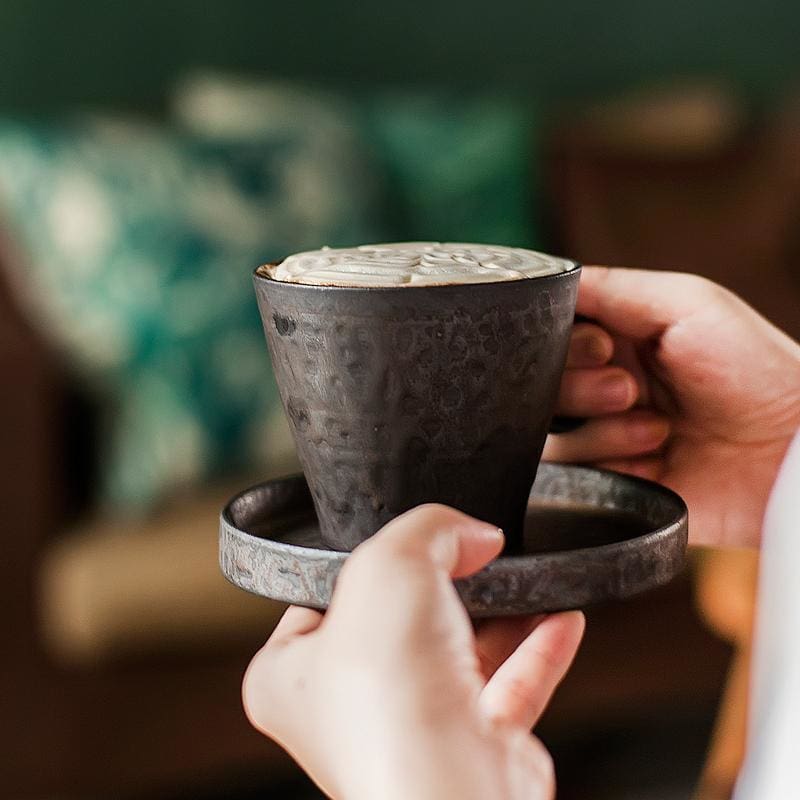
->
[253,258,581,292]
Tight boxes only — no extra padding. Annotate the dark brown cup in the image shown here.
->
[254,261,581,552]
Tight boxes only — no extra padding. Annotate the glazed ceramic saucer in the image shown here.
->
[219,463,687,618]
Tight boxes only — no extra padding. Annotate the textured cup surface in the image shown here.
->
[254,265,580,551]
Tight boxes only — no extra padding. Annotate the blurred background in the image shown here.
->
[1,1,799,798]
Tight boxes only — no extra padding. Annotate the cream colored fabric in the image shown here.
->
[38,480,289,665]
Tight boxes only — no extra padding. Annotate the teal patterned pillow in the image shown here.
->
[0,104,385,513]
[358,91,538,247]
[175,76,539,250]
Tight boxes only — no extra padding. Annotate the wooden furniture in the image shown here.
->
[546,85,800,798]
[547,86,800,340]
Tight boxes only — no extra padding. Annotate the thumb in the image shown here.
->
[355,504,505,579]
[578,266,719,340]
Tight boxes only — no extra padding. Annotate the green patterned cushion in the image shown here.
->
[176,76,539,248]
[0,103,384,513]
[359,91,538,247]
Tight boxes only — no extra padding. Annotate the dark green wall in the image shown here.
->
[1,0,798,112]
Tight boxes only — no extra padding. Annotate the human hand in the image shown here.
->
[545,267,800,547]
[243,505,584,800]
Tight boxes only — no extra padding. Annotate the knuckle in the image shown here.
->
[337,503,464,592]
[502,673,538,709]
[371,504,458,554]
[403,503,457,529]
[344,537,418,582]
[679,272,727,302]
[336,538,406,592]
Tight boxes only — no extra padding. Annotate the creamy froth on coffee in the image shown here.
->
[265,242,576,287]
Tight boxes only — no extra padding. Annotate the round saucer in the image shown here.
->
[219,463,687,617]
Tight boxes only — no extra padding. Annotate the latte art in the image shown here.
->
[265,242,576,287]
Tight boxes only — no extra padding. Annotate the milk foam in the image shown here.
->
[265,242,576,287]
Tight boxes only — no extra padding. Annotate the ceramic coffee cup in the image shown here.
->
[254,257,580,552]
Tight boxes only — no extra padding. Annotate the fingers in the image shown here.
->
[474,616,544,680]
[479,611,585,731]
[242,641,291,737]
[243,605,325,733]
[566,322,614,368]
[595,456,664,482]
[243,605,325,730]
[356,504,505,579]
[269,605,325,645]
[556,366,638,417]
[577,266,721,340]
[326,506,504,641]
[543,410,670,462]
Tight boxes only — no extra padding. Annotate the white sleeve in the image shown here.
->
[734,431,800,799]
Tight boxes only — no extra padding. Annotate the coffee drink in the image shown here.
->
[264,242,575,287]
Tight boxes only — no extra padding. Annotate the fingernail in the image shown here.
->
[600,374,634,408]
[485,527,505,542]
[631,418,670,444]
